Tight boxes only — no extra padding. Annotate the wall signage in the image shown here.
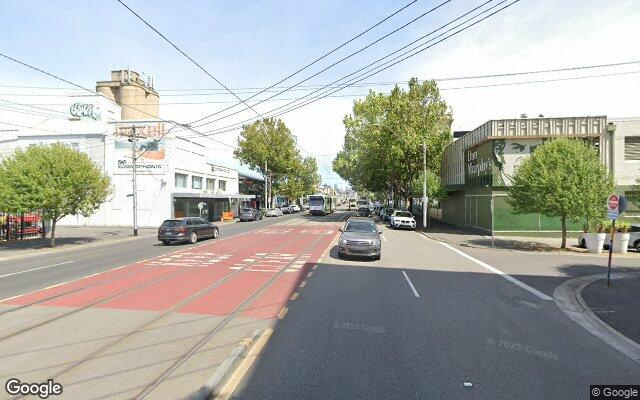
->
[70,103,101,120]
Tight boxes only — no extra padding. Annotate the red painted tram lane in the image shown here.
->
[92,226,295,312]
[0,228,255,307]
[178,226,337,317]
[241,227,337,319]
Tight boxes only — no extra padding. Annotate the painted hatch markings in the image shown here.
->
[2,225,339,321]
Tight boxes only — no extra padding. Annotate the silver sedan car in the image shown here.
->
[265,208,283,217]
[337,217,382,260]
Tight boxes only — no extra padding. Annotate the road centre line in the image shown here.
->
[0,261,75,279]
[401,271,420,298]
[432,238,553,301]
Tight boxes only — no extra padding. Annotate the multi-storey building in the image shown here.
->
[440,115,640,232]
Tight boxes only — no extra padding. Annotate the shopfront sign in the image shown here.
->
[114,137,166,175]
[70,103,101,120]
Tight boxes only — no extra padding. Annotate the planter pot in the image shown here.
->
[613,233,631,254]
[584,233,606,254]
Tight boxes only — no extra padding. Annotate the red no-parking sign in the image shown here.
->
[607,194,620,220]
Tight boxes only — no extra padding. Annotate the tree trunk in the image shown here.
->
[560,216,567,250]
[50,219,57,248]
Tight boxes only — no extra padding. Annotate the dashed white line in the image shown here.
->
[0,261,75,279]
[402,270,420,298]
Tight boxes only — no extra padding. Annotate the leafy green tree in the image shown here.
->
[411,170,448,225]
[507,138,614,249]
[234,118,300,205]
[333,78,452,208]
[0,143,112,247]
[280,156,322,203]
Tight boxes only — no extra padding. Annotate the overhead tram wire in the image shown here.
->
[0,53,239,159]
[186,0,425,125]
[5,58,640,94]
[114,0,338,179]
[205,0,525,139]
[187,0,455,130]
[114,0,262,119]
[178,0,506,139]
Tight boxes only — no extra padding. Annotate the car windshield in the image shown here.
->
[395,212,412,217]
[343,221,377,233]
[242,208,253,212]
[161,220,182,227]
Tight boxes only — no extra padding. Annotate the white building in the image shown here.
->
[0,92,251,227]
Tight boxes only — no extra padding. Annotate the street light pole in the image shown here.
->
[264,160,268,209]
[422,141,427,230]
[129,126,139,237]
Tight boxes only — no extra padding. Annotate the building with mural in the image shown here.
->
[440,115,640,232]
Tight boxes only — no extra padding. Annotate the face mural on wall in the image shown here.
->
[492,139,544,186]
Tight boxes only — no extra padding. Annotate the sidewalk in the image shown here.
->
[0,226,157,259]
[581,274,640,345]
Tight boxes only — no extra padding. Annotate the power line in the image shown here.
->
[191,0,455,128]
[114,0,262,119]
[179,0,506,138]
[187,0,425,125]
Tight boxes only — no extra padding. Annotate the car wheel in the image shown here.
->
[635,240,640,253]
[212,228,219,239]
[374,254,381,261]
[337,251,343,259]
[579,238,586,248]
[189,232,198,244]
[161,240,171,245]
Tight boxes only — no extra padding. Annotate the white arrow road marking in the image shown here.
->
[0,261,75,279]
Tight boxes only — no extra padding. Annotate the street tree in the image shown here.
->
[235,118,300,205]
[0,143,112,247]
[411,170,448,225]
[507,138,614,249]
[279,156,322,202]
[333,78,452,208]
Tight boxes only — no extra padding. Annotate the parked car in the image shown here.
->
[265,208,283,217]
[337,217,382,260]
[381,208,395,221]
[356,208,372,218]
[280,205,292,214]
[157,217,219,245]
[291,204,301,213]
[389,210,416,230]
[239,208,263,222]
[578,224,640,251]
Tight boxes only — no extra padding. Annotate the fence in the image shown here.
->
[0,212,45,241]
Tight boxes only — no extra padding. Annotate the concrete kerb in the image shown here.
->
[188,329,264,400]
[553,272,640,364]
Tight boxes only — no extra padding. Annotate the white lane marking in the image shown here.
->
[402,270,420,298]
[0,261,75,279]
[381,234,387,242]
[435,240,553,301]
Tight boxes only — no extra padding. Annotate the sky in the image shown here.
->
[1,0,639,188]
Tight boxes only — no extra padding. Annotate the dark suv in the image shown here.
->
[157,217,219,245]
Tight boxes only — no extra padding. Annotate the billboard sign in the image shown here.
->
[113,122,167,175]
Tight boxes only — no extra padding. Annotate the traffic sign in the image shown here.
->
[607,210,619,220]
[197,202,206,210]
[607,194,619,211]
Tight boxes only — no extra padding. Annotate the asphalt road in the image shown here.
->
[232,212,640,400]
[0,213,303,301]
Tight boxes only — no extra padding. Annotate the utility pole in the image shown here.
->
[129,126,139,236]
[264,160,268,209]
[422,141,427,230]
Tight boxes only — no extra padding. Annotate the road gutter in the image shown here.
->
[553,272,640,364]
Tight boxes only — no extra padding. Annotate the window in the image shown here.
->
[624,137,640,160]
[192,176,203,189]
[206,178,216,191]
[175,173,187,188]
[218,180,227,191]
